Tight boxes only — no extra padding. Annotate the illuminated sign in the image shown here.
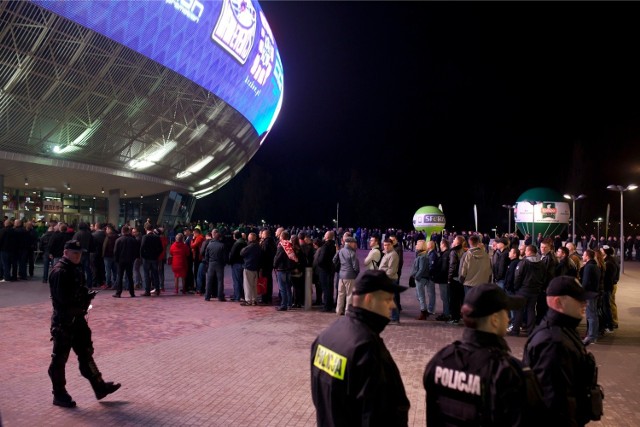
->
[33,0,283,136]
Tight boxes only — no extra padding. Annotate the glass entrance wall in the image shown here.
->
[2,187,194,228]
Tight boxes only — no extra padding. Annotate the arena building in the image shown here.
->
[0,0,283,227]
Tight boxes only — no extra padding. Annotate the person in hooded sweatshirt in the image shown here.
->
[458,234,492,295]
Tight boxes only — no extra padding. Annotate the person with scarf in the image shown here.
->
[273,230,297,311]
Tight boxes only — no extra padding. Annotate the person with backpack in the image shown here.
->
[423,283,542,426]
[364,234,382,270]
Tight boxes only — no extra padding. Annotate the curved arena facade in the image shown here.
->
[0,0,283,227]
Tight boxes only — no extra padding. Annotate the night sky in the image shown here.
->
[194,1,640,236]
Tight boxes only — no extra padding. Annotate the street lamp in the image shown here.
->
[607,184,638,273]
[593,217,603,242]
[563,193,586,244]
[525,200,542,243]
[501,204,515,234]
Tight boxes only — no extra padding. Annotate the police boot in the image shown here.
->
[52,390,76,408]
[416,310,428,321]
[91,377,122,400]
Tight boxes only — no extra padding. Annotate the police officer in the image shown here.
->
[523,276,604,426]
[48,240,120,408]
[423,283,541,426]
[310,270,410,426]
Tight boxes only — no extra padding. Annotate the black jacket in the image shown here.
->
[311,306,410,426]
[433,248,450,284]
[493,248,510,282]
[424,328,539,426]
[114,234,139,264]
[240,241,261,271]
[514,257,546,295]
[316,239,337,272]
[140,232,163,260]
[523,309,599,427]
[49,257,90,326]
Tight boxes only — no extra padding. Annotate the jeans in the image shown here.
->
[205,264,225,300]
[104,257,117,286]
[231,263,244,300]
[425,279,436,313]
[197,262,207,294]
[276,270,292,309]
[437,283,450,316]
[415,278,428,312]
[495,279,505,290]
[586,298,599,341]
[142,259,160,293]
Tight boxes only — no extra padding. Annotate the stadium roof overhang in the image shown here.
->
[0,1,281,200]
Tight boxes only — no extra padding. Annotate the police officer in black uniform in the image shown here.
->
[310,270,410,426]
[423,283,542,426]
[48,240,121,407]
[523,276,604,426]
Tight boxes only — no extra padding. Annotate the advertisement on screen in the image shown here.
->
[32,0,284,136]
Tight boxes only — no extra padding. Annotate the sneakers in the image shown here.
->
[603,328,614,334]
[435,314,450,321]
[93,381,121,400]
[582,337,596,346]
[389,319,400,325]
[447,319,460,325]
[52,391,76,408]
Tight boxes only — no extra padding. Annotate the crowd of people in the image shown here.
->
[0,216,615,422]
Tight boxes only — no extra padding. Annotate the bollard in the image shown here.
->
[304,267,313,310]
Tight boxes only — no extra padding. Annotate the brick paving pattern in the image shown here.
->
[1,249,639,426]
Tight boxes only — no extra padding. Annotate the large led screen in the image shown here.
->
[33,0,284,136]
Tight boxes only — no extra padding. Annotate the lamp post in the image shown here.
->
[593,217,603,242]
[525,200,542,243]
[607,184,638,274]
[501,204,515,234]
[563,193,586,244]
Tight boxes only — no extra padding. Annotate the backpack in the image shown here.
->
[372,248,382,269]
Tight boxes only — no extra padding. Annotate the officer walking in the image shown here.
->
[48,240,121,407]
[423,283,542,426]
[310,270,410,426]
[523,276,605,425]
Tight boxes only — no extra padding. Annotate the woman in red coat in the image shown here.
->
[169,233,190,293]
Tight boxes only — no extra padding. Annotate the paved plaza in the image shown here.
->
[1,249,639,426]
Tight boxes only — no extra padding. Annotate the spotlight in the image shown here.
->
[24,178,28,186]
[101,187,105,194]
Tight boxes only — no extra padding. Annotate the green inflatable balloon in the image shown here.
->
[413,206,446,240]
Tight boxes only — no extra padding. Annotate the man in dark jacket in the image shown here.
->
[447,236,466,324]
[316,230,337,313]
[259,228,277,305]
[510,245,546,337]
[112,225,138,298]
[204,229,227,301]
[140,223,163,296]
[424,283,540,426]
[228,230,247,302]
[493,237,511,289]
[48,240,120,407]
[72,222,94,289]
[240,232,261,306]
[91,223,106,288]
[311,270,410,426]
[523,276,603,426]
[579,249,601,345]
[434,239,451,321]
